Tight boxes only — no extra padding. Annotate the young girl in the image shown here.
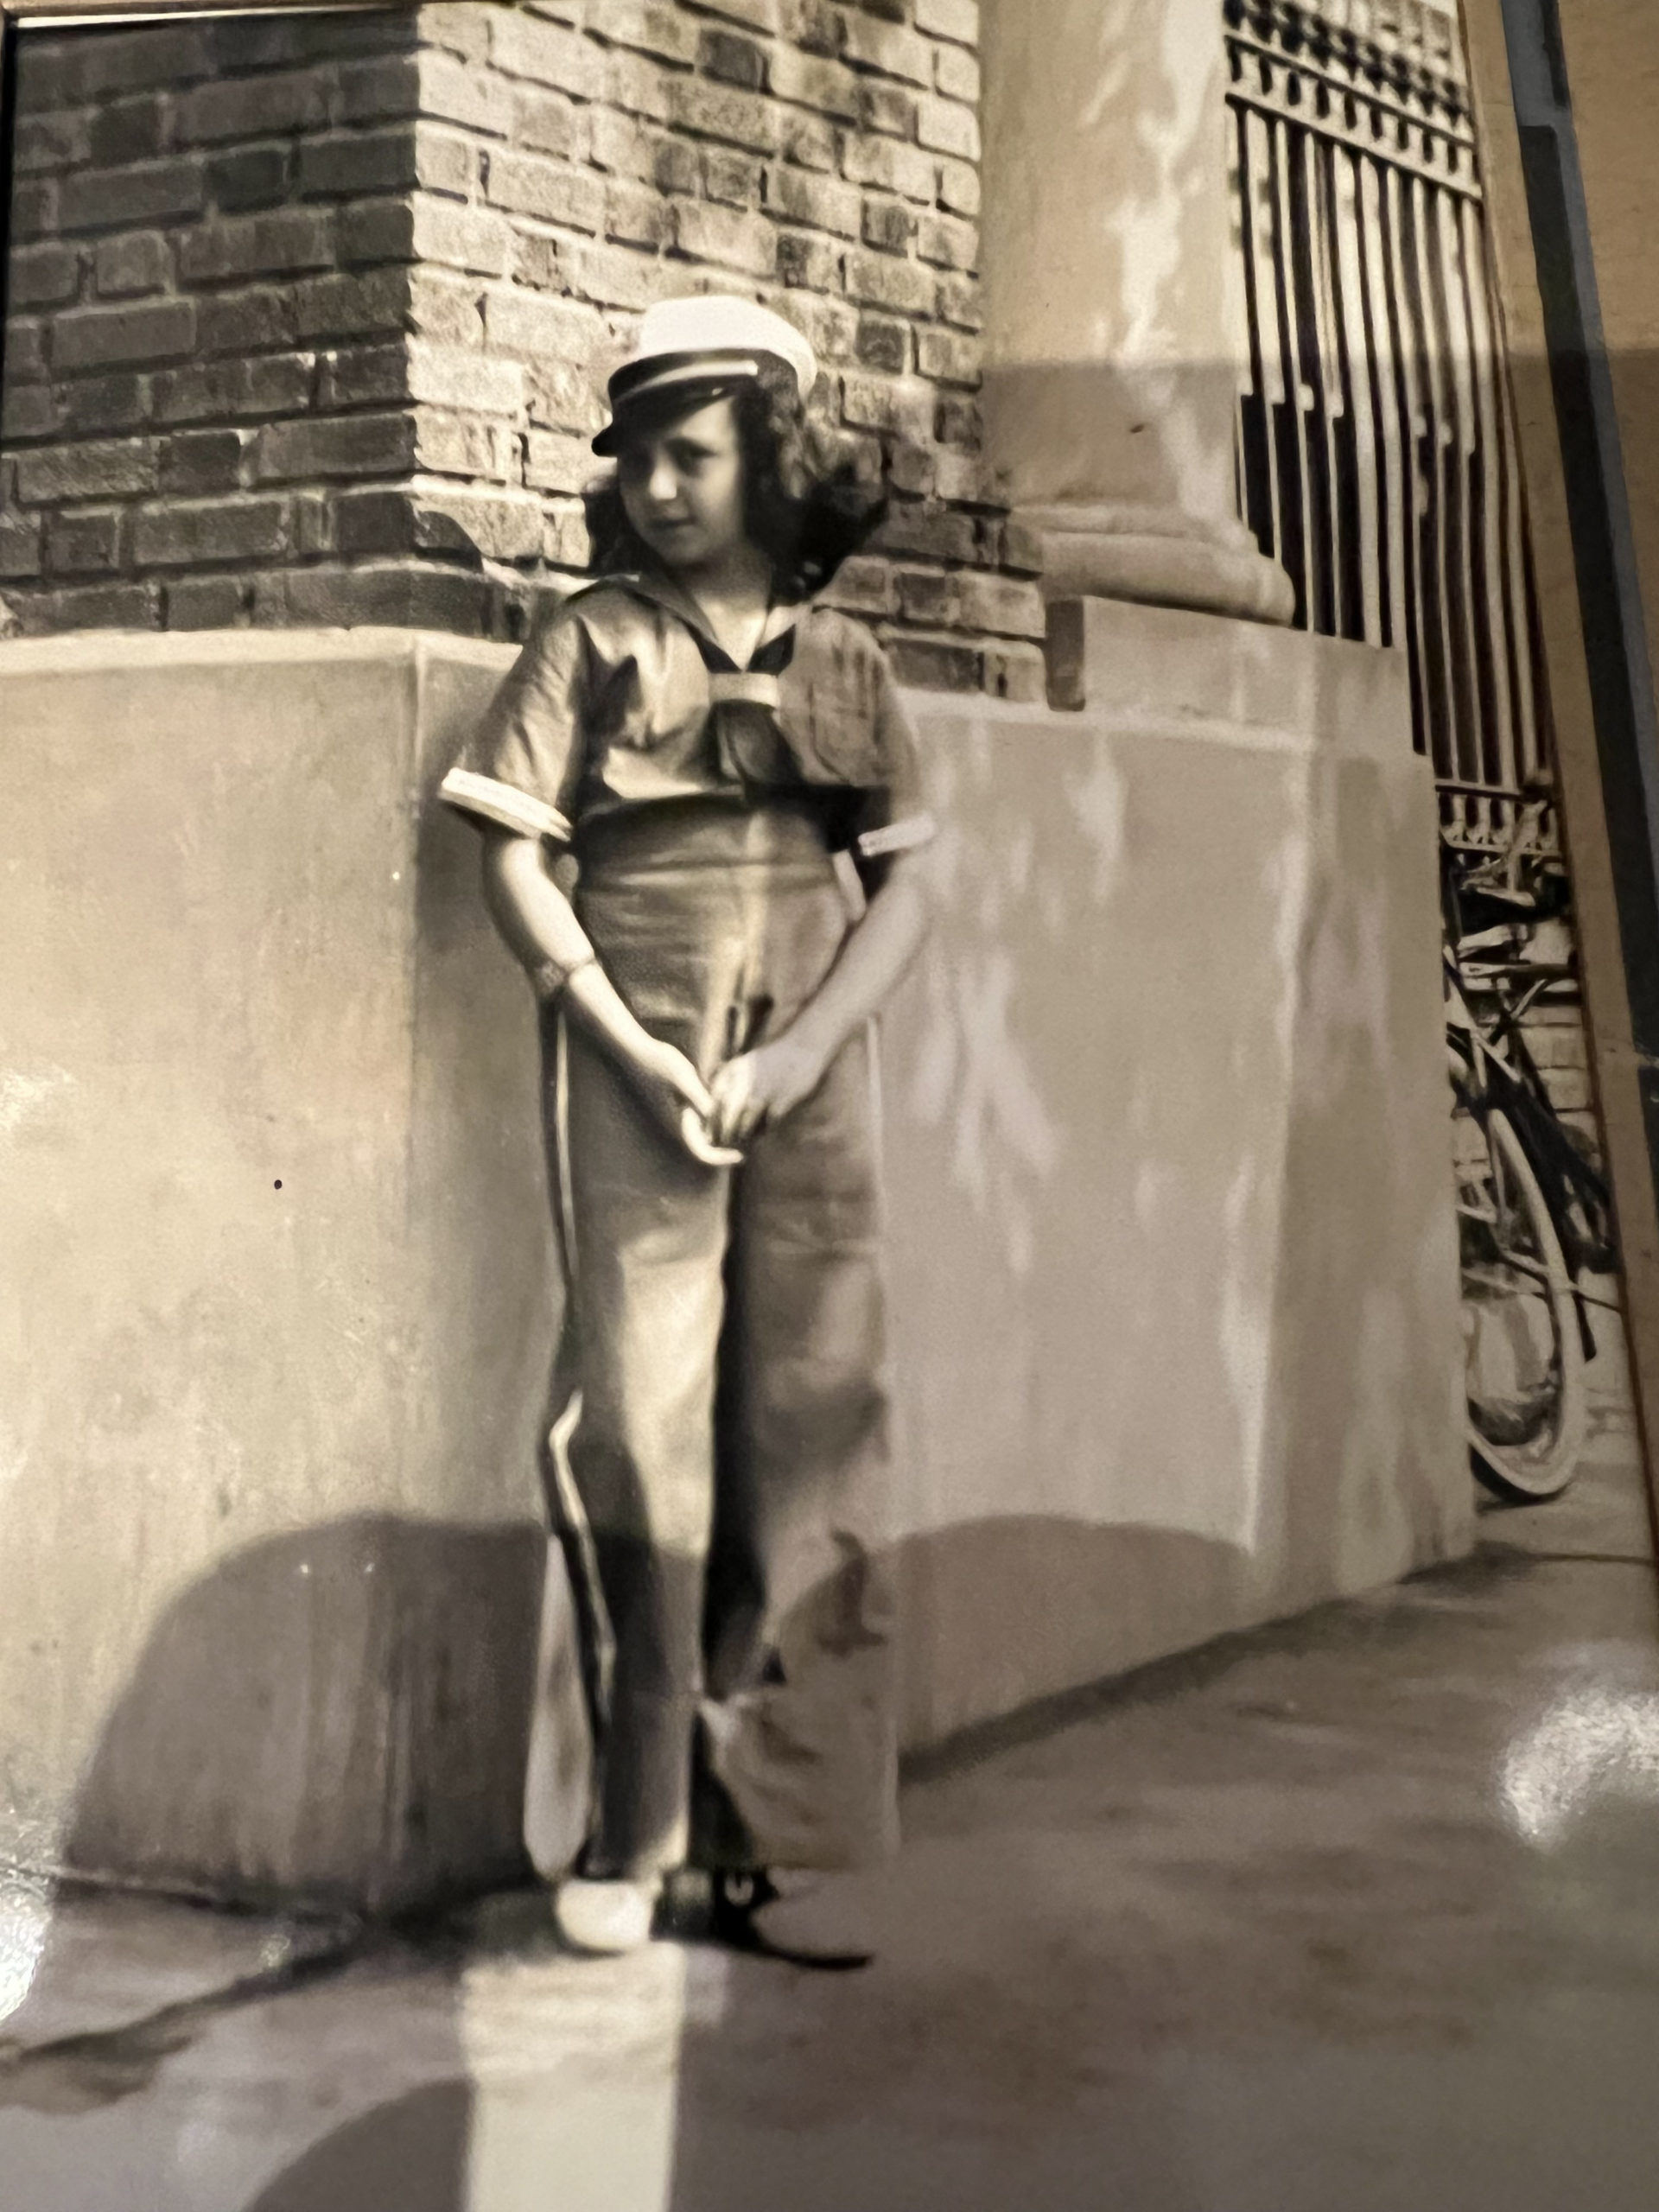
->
[439,295,935,1967]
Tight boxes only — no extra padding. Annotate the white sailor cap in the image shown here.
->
[591,294,817,454]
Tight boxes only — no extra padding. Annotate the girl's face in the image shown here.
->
[615,395,749,571]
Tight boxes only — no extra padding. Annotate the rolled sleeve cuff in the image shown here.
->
[439,767,572,845]
[854,810,937,862]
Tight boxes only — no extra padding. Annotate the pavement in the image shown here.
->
[2,1389,1657,2212]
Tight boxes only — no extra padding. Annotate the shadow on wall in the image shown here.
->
[61,1516,546,1916]
[45,1512,1262,1918]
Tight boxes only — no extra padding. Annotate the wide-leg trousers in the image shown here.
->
[539,804,900,1882]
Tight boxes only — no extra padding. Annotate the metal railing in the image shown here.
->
[1225,0,1554,854]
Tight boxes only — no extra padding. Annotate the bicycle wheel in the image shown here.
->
[1457,1104,1587,1501]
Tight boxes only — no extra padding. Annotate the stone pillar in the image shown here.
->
[978,0,1294,626]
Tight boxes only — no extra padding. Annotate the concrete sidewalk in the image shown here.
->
[2,1433,1656,2212]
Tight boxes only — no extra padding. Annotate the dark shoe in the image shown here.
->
[653,1866,715,1941]
[710,1870,876,1970]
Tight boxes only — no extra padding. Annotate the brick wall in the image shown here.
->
[0,0,1046,696]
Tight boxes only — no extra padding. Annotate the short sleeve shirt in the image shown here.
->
[438,564,935,868]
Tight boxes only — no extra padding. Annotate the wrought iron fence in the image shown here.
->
[1225,0,1555,856]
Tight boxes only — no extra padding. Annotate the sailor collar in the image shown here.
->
[588,563,817,667]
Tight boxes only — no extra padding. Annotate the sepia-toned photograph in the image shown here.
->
[3,0,1659,2204]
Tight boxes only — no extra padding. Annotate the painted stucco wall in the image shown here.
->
[0,619,1466,1907]
[886,601,1471,1739]
[0,631,555,1908]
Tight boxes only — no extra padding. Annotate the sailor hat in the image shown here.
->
[591,294,817,454]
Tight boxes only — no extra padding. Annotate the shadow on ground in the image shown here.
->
[4,1472,1659,2209]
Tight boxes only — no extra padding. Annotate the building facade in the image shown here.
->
[0,0,1469,1910]
[2,0,1045,695]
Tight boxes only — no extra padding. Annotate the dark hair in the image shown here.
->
[581,359,889,597]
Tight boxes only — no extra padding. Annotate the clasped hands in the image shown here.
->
[626,1029,828,1164]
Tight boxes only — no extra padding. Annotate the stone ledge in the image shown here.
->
[1043,594,1416,763]
[0,623,514,675]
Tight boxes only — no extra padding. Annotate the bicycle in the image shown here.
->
[1440,798,1618,1502]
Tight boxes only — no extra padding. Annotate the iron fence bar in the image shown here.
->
[1386,162,1443,763]
[1224,19,1477,135]
[1359,153,1410,658]
[1270,112,1317,624]
[1227,0,1558,849]
[1441,191,1481,788]
[1333,149,1380,640]
[1226,73,1483,196]
[1402,172,1458,783]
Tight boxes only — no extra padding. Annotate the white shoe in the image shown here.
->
[554,1876,660,1955]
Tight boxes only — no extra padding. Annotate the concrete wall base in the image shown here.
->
[888,600,1470,1744]
[0,620,1467,1910]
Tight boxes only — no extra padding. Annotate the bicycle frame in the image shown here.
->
[1445,942,1610,1360]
